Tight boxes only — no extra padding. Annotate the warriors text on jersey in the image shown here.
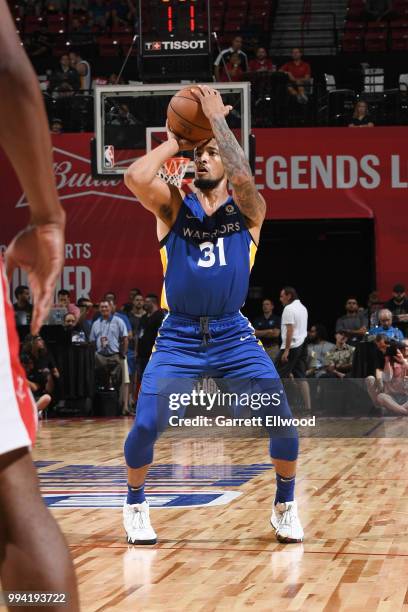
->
[159,193,257,316]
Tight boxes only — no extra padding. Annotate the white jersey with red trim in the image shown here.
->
[0,262,37,455]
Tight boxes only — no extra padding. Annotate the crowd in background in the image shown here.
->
[13,281,408,418]
[42,38,378,133]
[252,283,408,415]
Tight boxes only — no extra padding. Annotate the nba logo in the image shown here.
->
[104,145,115,168]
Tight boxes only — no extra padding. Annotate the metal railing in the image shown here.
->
[271,12,338,54]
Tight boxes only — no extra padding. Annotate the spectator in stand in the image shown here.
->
[68,51,92,90]
[368,309,404,341]
[111,104,139,126]
[77,296,95,337]
[68,17,93,46]
[63,310,90,341]
[13,284,33,326]
[89,0,108,29]
[56,289,80,320]
[335,297,368,346]
[49,54,80,92]
[323,331,355,378]
[63,312,77,330]
[106,297,132,338]
[90,300,128,390]
[252,298,281,362]
[384,283,408,337]
[126,293,145,333]
[279,48,311,104]
[276,286,310,411]
[23,334,60,395]
[363,290,382,328]
[366,333,388,409]
[349,101,374,128]
[214,35,249,82]
[305,324,335,378]
[106,297,133,413]
[370,346,408,415]
[50,118,63,134]
[245,35,261,58]
[123,293,144,411]
[249,47,275,73]
[137,294,164,377]
[20,354,51,415]
[219,52,244,83]
[276,286,308,375]
[107,0,136,29]
[122,288,141,314]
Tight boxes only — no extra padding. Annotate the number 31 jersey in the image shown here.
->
[159,192,257,316]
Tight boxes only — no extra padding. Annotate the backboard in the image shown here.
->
[93,82,252,181]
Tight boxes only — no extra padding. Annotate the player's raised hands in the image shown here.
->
[191,85,233,121]
[5,221,65,335]
[166,121,207,151]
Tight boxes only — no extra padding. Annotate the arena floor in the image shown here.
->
[24,418,408,611]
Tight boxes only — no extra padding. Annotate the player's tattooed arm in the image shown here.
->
[211,114,266,227]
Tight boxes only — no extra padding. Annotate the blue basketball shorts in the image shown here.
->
[124,312,299,468]
[141,311,280,390]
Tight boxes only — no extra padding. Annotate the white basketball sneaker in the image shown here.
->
[123,500,157,545]
[270,500,304,543]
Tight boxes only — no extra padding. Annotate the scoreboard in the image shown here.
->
[154,0,200,35]
[140,0,208,35]
[138,0,211,80]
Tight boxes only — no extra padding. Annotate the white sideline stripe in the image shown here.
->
[42,490,242,508]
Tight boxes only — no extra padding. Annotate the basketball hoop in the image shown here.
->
[157,157,190,188]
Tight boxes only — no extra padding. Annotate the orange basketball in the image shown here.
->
[167,86,213,143]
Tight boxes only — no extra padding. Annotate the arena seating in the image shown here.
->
[343,0,408,51]
[9,0,277,54]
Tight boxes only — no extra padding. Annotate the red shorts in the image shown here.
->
[0,262,37,455]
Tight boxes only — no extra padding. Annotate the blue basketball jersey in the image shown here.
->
[159,192,257,316]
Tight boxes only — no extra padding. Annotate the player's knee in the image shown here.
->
[270,435,299,462]
[366,375,375,387]
[376,392,387,405]
[124,421,157,468]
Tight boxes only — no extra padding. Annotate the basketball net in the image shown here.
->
[157,157,190,189]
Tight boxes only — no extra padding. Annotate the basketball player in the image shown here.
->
[0,3,79,609]
[123,85,303,544]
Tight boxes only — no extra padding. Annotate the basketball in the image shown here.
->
[167,86,213,143]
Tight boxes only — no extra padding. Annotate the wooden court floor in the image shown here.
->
[9,419,408,611]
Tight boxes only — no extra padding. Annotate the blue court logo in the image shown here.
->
[36,463,273,509]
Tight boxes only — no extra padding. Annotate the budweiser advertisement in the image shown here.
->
[1,128,408,303]
[0,134,160,303]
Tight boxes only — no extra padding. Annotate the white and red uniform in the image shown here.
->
[0,262,37,455]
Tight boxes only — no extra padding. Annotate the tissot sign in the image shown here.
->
[143,37,208,55]
[1,128,408,302]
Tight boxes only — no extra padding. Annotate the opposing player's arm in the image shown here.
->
[193,86,266,230]
[0,0,65,334]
